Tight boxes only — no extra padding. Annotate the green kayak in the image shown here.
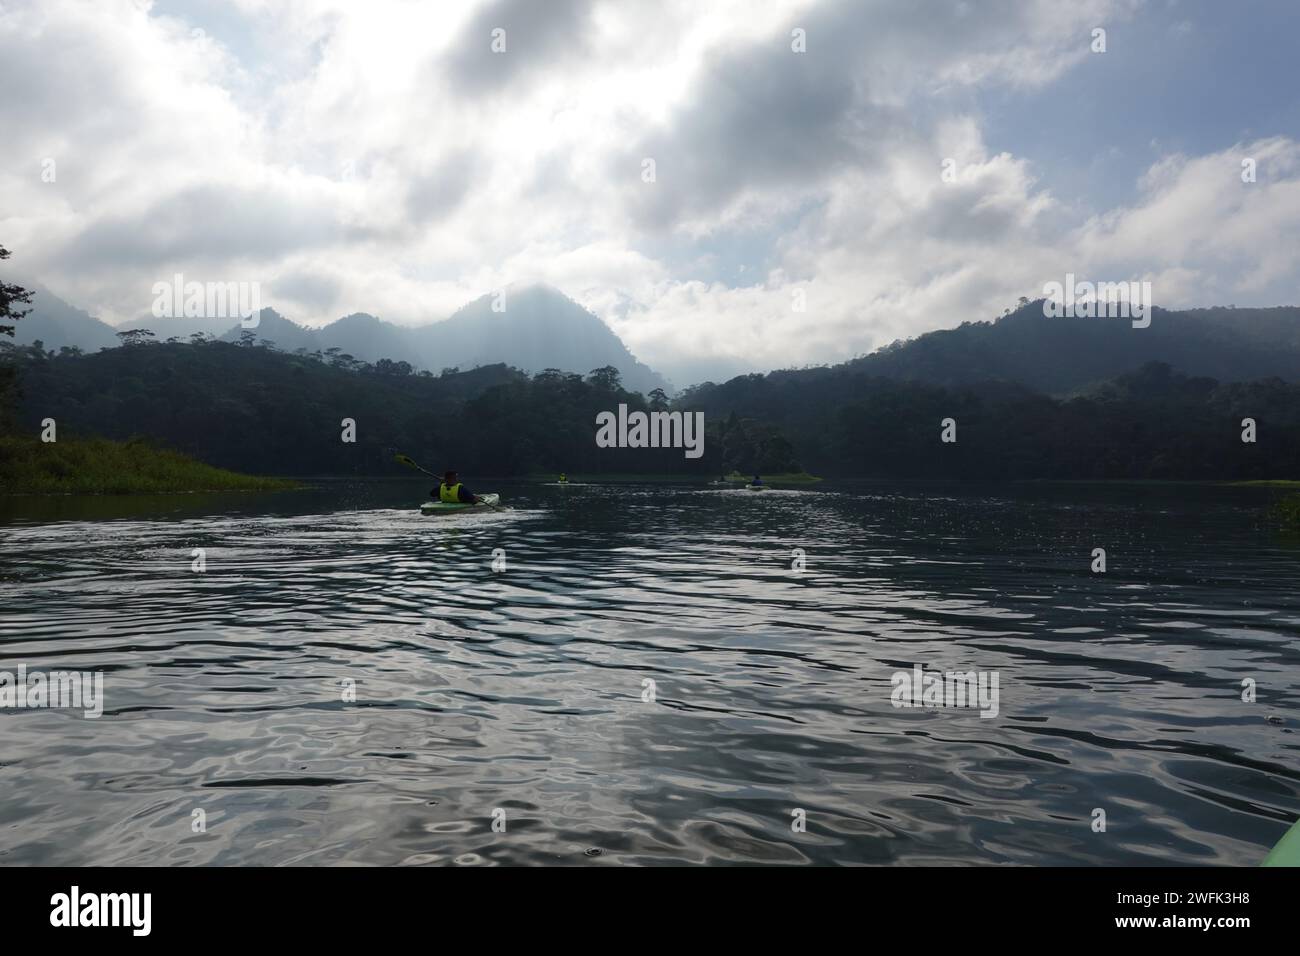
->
[420,493,500,515]
[1263,818,1300,866]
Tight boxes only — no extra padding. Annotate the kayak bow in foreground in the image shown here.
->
[1263,818,1300,866]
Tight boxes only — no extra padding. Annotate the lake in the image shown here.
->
[2,479,1298,865]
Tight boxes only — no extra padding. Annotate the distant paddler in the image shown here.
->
[558,473,568,484]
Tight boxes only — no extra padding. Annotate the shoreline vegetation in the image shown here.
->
[1277,495,1300,531]
[529,471,822,484]
[0,436,299,495]
[1221,480,1300,531]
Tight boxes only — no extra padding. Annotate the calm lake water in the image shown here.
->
[2,480,1298,866]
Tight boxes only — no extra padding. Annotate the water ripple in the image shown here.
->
[1,479,1297,865]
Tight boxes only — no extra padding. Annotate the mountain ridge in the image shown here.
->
[10,282,670,394]
[10,280,1300,398]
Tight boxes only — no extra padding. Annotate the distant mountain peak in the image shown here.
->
[11,282,670,393]
[428,284,669,393]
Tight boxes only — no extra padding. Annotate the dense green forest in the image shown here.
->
[3,254,1299,485]
[3,334,1299,481]
[0,337,800,478]
[683,361,1300,479]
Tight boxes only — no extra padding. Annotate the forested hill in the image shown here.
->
[672,300,1300,476]
[2,339,793,477]
[845,302,1300,394]
[680,361,1300,479]
[5,336,1300,481]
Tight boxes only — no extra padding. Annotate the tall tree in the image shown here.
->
[0,244,35,432]
[587,365,622,392]
[1,244,34,337]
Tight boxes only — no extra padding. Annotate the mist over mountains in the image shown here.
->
[11,276,1300,402]
[12,283,671,395]
[7,281,119,353]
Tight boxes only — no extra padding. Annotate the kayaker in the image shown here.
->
[558,473,568,484]
[751,474,763,486]
[433,470,481,504]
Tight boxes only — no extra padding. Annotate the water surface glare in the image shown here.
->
[2,480,1298,865]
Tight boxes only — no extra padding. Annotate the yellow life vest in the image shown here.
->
[439,482,462,503]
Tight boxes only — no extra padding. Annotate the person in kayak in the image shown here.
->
[433,470,481,504]
[751,474,763,486]
[558,473,568,484]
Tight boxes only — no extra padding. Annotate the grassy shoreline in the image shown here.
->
[1276,495,1300,531]
[0,436,298,495]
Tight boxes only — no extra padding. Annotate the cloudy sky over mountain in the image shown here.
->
[2,0,1298,385]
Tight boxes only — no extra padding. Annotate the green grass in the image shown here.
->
[1230,479,1300,488]
[1277,495,1300,531]
[0,436,298,495]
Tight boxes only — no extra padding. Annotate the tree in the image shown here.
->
[648,387,669,412]
[587,365,622,392]
[239,329,257,347]
[116,329,155,347]
[1,244,34,337]
[0,246,35,432]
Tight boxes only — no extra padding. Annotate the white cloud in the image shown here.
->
[2,0,1298,385]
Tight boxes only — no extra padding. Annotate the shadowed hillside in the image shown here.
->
[850,301,1300,394]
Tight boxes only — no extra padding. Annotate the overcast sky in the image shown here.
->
[2,0,1298,385]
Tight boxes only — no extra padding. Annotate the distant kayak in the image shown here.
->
[745,484,768,491]
[1263,818,1300,866]
[420,493,500,515]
